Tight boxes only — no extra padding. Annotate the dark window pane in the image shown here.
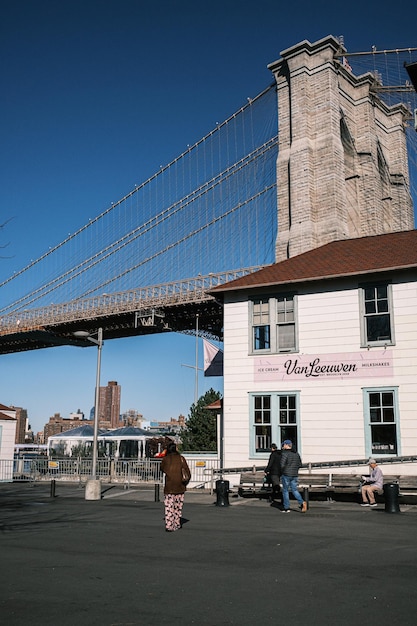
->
[381,392,393,406]
[369,393,380,407]
[377,300,389,313]
[254,396,271,425]
[280,426,297,448]
[255,426,271,452]
[376,285,388,299]
[254,325,270,350]
[370,408,381,423]
[366,314,391,342]
[371,424,397,454]
[364,287,375,300]
[382,408,394,422]
[288,411,296,424]
[364,284,391,342]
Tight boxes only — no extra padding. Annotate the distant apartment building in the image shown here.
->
[34,431,45,445]
[143,414,185,435]
[44,412,92,441]
[121,409,143,428]
[98,381,121,429]
[69,409,85,421]
[9,406,27,444]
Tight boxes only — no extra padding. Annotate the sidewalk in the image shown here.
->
[1,482,417,626]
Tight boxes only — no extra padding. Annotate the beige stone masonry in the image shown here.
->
[268,36,414,261]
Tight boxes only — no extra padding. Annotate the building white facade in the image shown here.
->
[213,231,417,473]
[0,404,17,481]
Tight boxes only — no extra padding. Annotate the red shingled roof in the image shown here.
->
[204,399,223,410]
[212,230,417,293]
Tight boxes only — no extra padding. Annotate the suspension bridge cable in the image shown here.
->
[0,136,277,313]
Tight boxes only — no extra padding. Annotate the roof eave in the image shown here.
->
[212,263,417,294]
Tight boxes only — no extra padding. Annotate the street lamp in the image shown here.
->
[73,328,103,500]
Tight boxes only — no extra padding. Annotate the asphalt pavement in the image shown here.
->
[1,482,417,626]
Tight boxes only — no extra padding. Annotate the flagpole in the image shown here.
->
[195,314,199,404]
[180,315,203,402]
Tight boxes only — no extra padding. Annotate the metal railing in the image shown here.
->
[5,455,416,487]
[2,456,220,489]
[211,455,417,477]
[5,458,163,484]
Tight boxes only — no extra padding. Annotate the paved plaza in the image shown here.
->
[1,482,417,626]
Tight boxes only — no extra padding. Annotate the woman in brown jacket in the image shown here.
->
[161,442,191,532]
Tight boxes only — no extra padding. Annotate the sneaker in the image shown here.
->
[369,503,378,507]
[301,501,308,513]
[360,503,370,507]
[281,509,290,513]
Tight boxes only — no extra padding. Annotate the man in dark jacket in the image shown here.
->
[280,440,307,513]
[264,443,282,503]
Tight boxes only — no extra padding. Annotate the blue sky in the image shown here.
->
[1,0,416,434]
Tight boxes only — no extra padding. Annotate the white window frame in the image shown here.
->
[359,282,395,347]
[251,298,271,352]
[362,386,400,457]
[249,392,300,457]
[250,294,298,354]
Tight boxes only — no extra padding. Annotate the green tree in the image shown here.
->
[180,388,221,451]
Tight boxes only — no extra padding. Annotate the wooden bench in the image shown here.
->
[393,476,417,503]
[236,471,417,504]
[237,470,346,499]
[237,470,274,499]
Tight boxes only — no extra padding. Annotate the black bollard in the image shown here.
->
[383,482,400,513]
[215,479,230,507]
[50,479,56,498]
[154,483,160,502]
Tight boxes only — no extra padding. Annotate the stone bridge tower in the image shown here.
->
[268,35,414,262]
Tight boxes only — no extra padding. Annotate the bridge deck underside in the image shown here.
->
[0,300,223,355]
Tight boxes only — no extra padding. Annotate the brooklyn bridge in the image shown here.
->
[1,37,416,355]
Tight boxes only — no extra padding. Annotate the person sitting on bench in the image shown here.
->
[361,459,383,507]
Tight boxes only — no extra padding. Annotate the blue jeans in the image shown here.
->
[281,474,304,510]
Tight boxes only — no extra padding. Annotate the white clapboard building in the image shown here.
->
[212,230,417,473]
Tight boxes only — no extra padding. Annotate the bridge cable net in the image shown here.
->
[0,84,278,320]
[340,46,417,208]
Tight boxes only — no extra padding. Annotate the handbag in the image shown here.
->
[181,456,191,485]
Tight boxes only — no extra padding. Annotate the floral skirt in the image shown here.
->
[164,493,185,531]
